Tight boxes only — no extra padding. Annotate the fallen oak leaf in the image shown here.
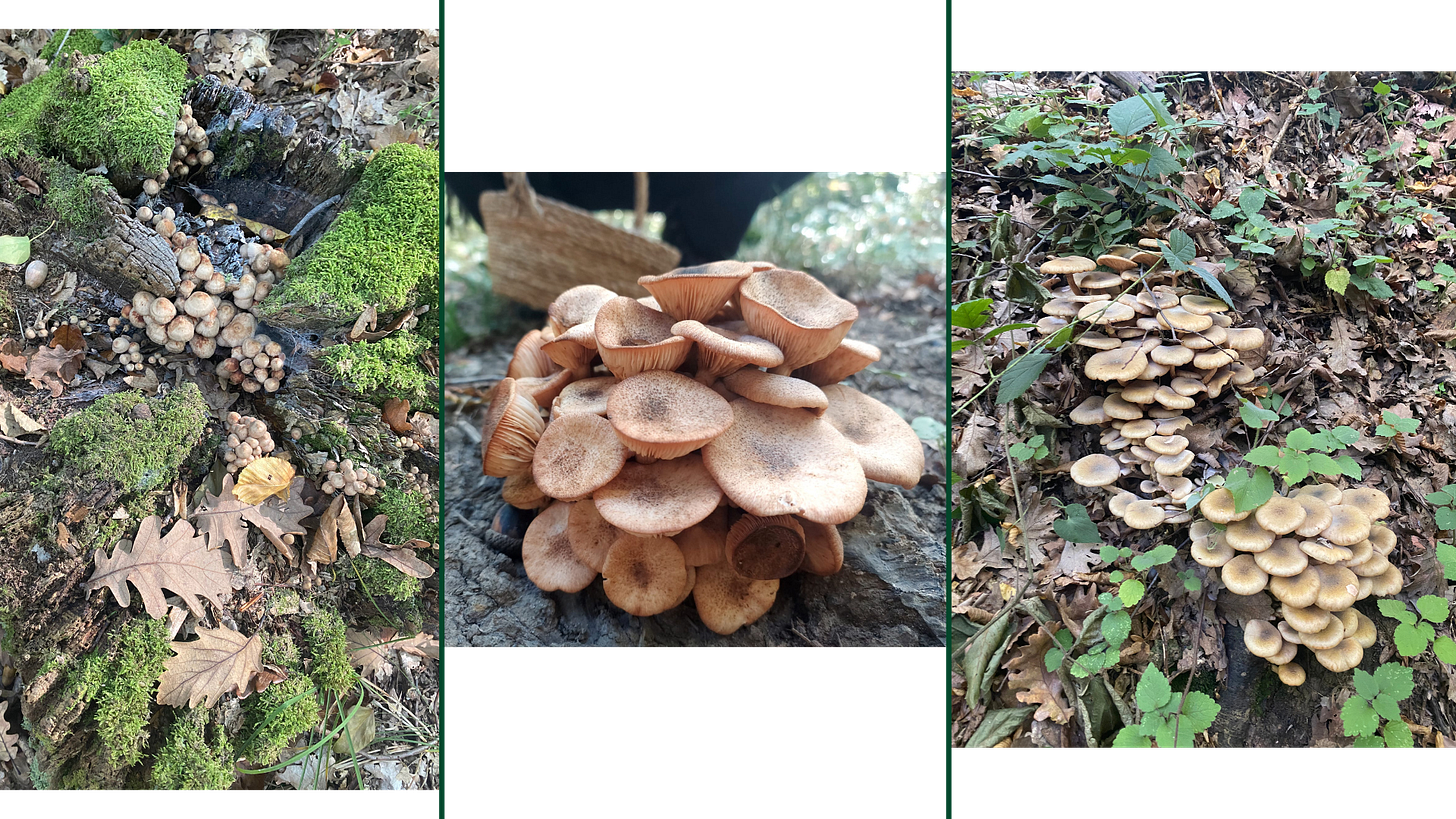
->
[26,344,83,396]
[0,402,45,437]
[0,338,26,373]
[346,627,439,680]
[235,456,296,505]
[358,515,435,578]
[1004,625,1075,724]
[240,476,312,564]
[157,626,264,708]
[86,515,235,619]
[307,494,344,564]
[193,474,255,569]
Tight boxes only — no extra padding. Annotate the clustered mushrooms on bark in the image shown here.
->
[223,411,276,473]
[480,262,925,635]
[320,458,381,497]
[1194,484,1400,683]
[1047,245,1267,528]
[142,103,213,195]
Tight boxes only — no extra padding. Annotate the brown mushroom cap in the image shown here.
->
[1255,538,1309,577]
[1314,638,1363,672]
[692,561,779,635]
[1369,565,1404,596]
[736,269,859,370]
[1368,525,1396,556]
[501,472,551,509]
[1299,539,1352,564]
[725,513,806,580]
[1276,662,1306,686]
[798,518,844,576]
[1282,602,1333,634]
[1200,487,1248,524]
[1322,505,1372,546]
[592,296,693,378]
[672,320,785,382]
[639,261,755,323]
[1266,639,1299,666]
[1102,393,1145,420]
[1069,396,1110,426]
[793,337,882,385]
[1085,347,1149,382]
[1314,564,1360,612]
[1254,495,1307,536]
[1225,517,1275,553]
[819,384,926,489]
[566,498,620,573]
[1269,569,1321,609]
[1300,616,1345,650]
[522,501,597,593]
[507,329,561,379]
[1221,554,1269,595]
[551,376,619,419]
[674,506,728,568]
[547,284,617,335]
[592,454,723,536]
[601,533,688,617]
[1243,621,1284,658]
[1295,483,1343,506]
[1070,454,1121,488]
[540,325,599,377]
[1039,256,1098,277]
[607,370,734,460]
[532,413,630,500]
[702,399,867,524]
[1123,500,1166,530]
[1293,495,1333,538]
[723,367,829,415]
[1341,487,1391,521]
[1191,534,1235,567]
[1350,611,1378,648]
[481,378,547,477]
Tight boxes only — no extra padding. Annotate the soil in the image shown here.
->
[443,260,948,647]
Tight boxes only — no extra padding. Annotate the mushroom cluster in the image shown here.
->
[223,412,276,473]
[480,262,924,634]
[321,459,381,497]
[1193,484,1400,685]
[217,334,287,393]
[1047,246,1267,527]
[142,103,213,195]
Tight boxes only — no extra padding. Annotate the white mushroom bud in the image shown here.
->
[253,353,270,369]
[143,179,161,196]
[196,312,221,338]
[267,249,290,270]
[133,291,155,317]
[145,322,169,345]
[188,125,206,144]
[177,279,196,298]
[164,340,187,354]
[162,207,175,221]
[149,296,176,324]
[241,337,263,358]
[240,359,255,374]
[215,300,237,327]
[23,260,47,289]
[234,273,258,301]
[136,206,153,222]
[234,296,254,310]
[250,253,271,274]
[270,355,285,370]
[196,257,214,279]
[156,218,176,238]
[205,273,228,295]
[218,312,256,347]
[190,335,217,358]
[263,377,280,393]
[173,144,189,160]
[242,378,262,393]
[185,291,217,319]
[176,245,201,272]
[175,120,189,137]
[111,337,130,354]
[198,150,214,166]
[257,271,276,286]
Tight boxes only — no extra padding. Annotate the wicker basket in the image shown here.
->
[480,173,681,310]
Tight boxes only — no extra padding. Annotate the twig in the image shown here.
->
[0,434,40,446]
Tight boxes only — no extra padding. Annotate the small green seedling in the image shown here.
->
[1044,538,1176,679]
[1112,663,1220,747]
[1227,425,1361,512]
[1375,409,1419,438]
[1341,663,1415,748]
[1008,434,1050,462]
[1377,597,1456,662]
[1422,485,1456,581]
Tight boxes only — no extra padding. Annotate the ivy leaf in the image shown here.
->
[1135,664,1173,712]
[1131,543,1177,571]
[1415,595,1450,624]
[1178,690,1221,733]
[996,353,1051,405]
[1352,668,1379,701]
[1238,187,1267,219]
[1119,578,1146,608]
[1393,623,1429,656]
[1098,543,1121,565]
[1225,466,1275,513]
[1383,719,1414,749]
[1054,503,1101,544]
[1101,609,1131,650]
[1377,598,1416,625]
[1433,635,1456,664]
[1374,663,1415,700]
[1280,452,1312,484]
[1340,697,1380,737]
[1306,452,1343,477]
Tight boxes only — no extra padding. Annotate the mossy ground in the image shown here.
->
[303,607,359,697]
[262,142,439,323]
[46,382,209,495]
[347,556,424,630]
[320,334,433,405]
[0,38,188,178]
[238,632,320,765]
[43,158,112,238]
[151,709,235,790]
[38,29,104,62]
[376,486,437,545]
[64,617,171,769]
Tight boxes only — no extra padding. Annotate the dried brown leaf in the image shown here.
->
[193,474,255,568]
[307,495,344,564]
[26,344,82,396]
[0,338,26,374]
[381,398,412,433]
[1004,625,1074,724]
[240,476,311,563]
[86,516,234,619]
[0,709,17,762]
[357,515,435,578]
[157,626,264,708]
[235,457,295,504]
[346,627,438,680]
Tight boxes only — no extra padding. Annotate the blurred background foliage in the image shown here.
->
[442,171,946,355]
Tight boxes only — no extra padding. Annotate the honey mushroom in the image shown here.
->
[479,263,924,634]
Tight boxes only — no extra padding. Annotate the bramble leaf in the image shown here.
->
[1377,598,1416,625]
[1383,719,1414,748]
[1393,623,1428,656]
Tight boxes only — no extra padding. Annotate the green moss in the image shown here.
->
[44,159,112,238]
[239,632,320,765]
[353,556,422,603]
[0,68,58,160]
[151,709,235,790]
[320,334,431,405]
[262,142,439,325]
[64,618,171,768]
[375,487,437,545]
[47,383,209,495]
[38,29,105,62]
[303,607,359,697]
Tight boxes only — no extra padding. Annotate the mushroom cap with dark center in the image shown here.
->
[1039,256,1097,277]
[639,261,755,323]
[736,269,859,370]
[692,561,779,636]
[1255,538,1309,577]
[593,296,693,378]
[522,501,597,593]
[1276,662,1306,686]
[723,368,829,416]
[1255,496,1307,536]
[1282,602,1333,634]
[601,533,688,617]
[1085,347,1149,382]
[507,329,560,379]
[1300,617,1345,650]
[1295,483,1343,505]
[532,413,630,501]
[566,498,620,573]
[674,506,728,567]
[1123,500,1166,529]
[1199,487,1247,524]
[1191,534,1235,567]
[592,454,723,536]
[1243,621,1284,658]
[671,320,784,381]
[481,378,547,477]
[1322,505,1372,546]
[1314,638,1363,673]
[1269,568,1321,609]
[1293,495,1333,538]
[701,399,866,524]
[725,513,806,580]
[1341,487,1391,521]
[1221,554,1269,595]
[607,370,733,460]
[551,376,619,419]
[819,384,925,488]
[1314,564,1360,612]
[793,338,882,385]
[548,284,617,335]
[1070,454,1121,488]
[1225,517,1275,552]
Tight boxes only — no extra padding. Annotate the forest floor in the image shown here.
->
[953,71,1456,748]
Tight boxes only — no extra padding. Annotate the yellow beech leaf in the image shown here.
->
[235,457,296,505]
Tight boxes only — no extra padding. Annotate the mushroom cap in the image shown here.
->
[1368,524,1396,556]
[1157,307,1214,332]
[539,327,598,376]
[1153,449,1195,475]
[531,413,631,500]
[1200,487,1248,524]
[501,472,550,509]
[1276,662,1306,686]
[481,378,547,477]
[1342,538,1375,569]
[514,369,576,408]
[819,384,926,489]
[1255,538,1309,577]
[566,498,620,573]
[1293,495,1333,538]
[1268,639,1299,667]
[1369,565,1404,596]
[1191,534,1235,567]
[674,506,728,568]
[1039,256,1098,277]
[1225,517,1275,553]
[592,454,723,536]
[217,311,257,347]
[1224,327,1266,351]
[692,561,779,635]
[601,534,688,617]
[1102,393,1145,421]
[702,399,867,525]
[1180,294,1229,314]
[1069,396,1109,426]
[672,320,785,381]
[1282,602,1332,633]
[1314,564,1360,612]
[1123,500,1166,529]
[1145,434,1191,457]
[792,337,881,385]
[723,367,828,415]
[1350,611,1378,648]
[725,513,806,580]
[1314,638,1363,673]
[593,297,693,378]
[522,501,597,593]
[1119,381,1160,405]
[551,376,619,419]
[1295,483,1343,505]
[1300,616,1345,650]
[798,518,844,576]
[639,261,755,323]
[1085,347,1148,382]
[1322,505,1372,546]
[1120,419,1158,439]
[1277,621,1304,645]
[1243,621,1284,658]
[547,284,617,335]
[1269,569,1321,609]
[1341,487,1391,521]
[1221,554,1269,595]
[737,269,859,370]
[607,370,733,460]
[1255,495,1307,536]
[1153,386,1196,410]
[1299,539,1352,564]
[1070,454,1121,488]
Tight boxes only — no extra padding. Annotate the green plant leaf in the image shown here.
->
[1135,664,1172,712]
[1381,410,1420,434]
[1377,598,1417,626]
[1329,426,1360,445]
[1351,735,1385,748]
[1225,466,1275,513]
[1101,609,1131,650]
[1118,578,1145,608]
[1054,503,1101,544]
[1243,445,1284,468]
[1112,726,1152,748]
[1433,635,1456,665]
[1239,400,1280,429]
[1131,543,1177,571]
[1352,668,1380,701]
[1238,187,1267,219]
[1098,544,1120,565]
[1333,454,1362,479]
[1419,621,1437,642]
[1177,690,1221,733]
[1415,595,1450,624]
[1044,647,1065,673]
[966,706,1035,748]
[1210,200,1238,220]
[1393,623,1429,656]
[1372,692,1402,722]
[1341,697,1380,737]
[1437,509,1456,531]
[1281,451,1312,483]
[1426,490,1455,506]
[1374,663,1415,700]
[1383,718,1414,749]
[0,235,30,266]
[1306,452,1343,477]
[951,299,993,330]
[1325,266,1350,295]
[1187,259,1236,306]
[995,353,1051,405]
[1165,229,1196,265]
[1108,93,1164,136]
[1437,542,1456,581]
